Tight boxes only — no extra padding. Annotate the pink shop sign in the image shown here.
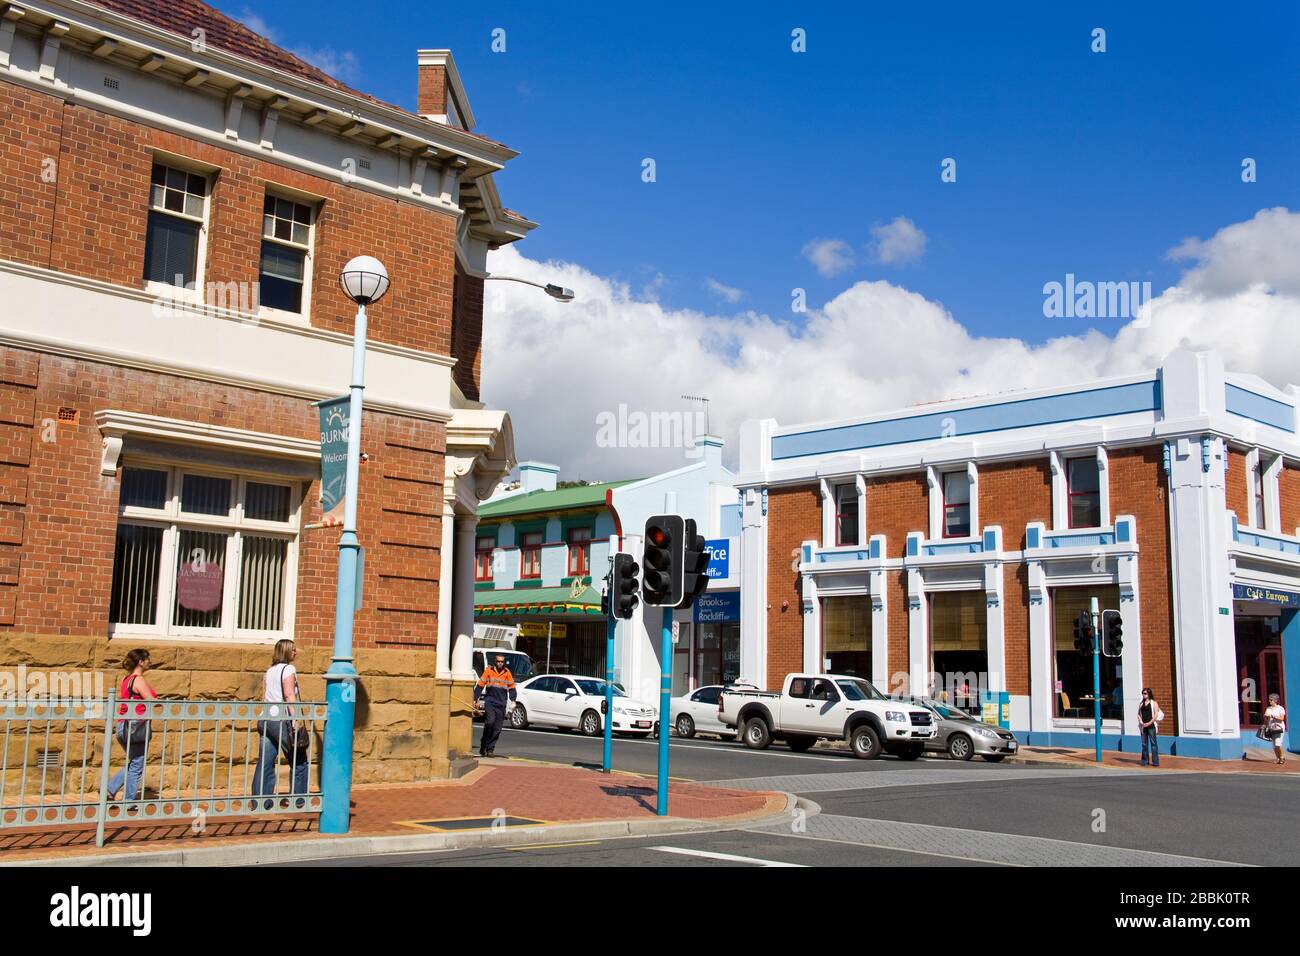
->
[177,561,224,612]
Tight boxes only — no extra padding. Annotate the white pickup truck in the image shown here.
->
[718,674,937,759]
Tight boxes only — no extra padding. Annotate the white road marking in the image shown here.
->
[649,845,806,867]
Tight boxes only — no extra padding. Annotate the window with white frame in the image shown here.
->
[942,471,971,538]
[109,465,301,640]
[259,194,315,314]
[1252,456,1267,528]
[1066,456,1102,528]
[144,162,208,289]
[834,483,859,546]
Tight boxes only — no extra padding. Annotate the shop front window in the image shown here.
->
[822,595,870,678]
[1235,611,1285,728]
[1051,585,1122,720]
[929,590,986,714]
[695,622,741,687]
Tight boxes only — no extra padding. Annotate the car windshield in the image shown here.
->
[575,679,625,697]
[927,700,974,721]
[836,679,885,701]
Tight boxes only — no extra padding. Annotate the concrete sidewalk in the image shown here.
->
[0,760,792,866]
[1013,746,1300,774]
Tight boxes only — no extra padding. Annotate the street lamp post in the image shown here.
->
[320,255,390,835]
[483,273,575,302]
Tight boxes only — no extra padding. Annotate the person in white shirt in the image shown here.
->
[253,639,310,804]
[1263,693,1288,765]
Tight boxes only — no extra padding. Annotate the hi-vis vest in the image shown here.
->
[475,666,517,707]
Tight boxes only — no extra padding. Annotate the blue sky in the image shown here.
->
[224,1,1298,343]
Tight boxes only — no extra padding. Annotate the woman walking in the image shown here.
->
[106,649,157,801]
[253,639,310,804]
[1138,686,1161,767]
[1263,693,1288,765]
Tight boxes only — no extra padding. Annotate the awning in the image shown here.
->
[475,584,604,617]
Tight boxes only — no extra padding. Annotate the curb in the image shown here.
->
[2,792,801,868]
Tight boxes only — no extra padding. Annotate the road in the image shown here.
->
[299,725,1300,867]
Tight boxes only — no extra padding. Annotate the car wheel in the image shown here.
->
[509,704,528,729]
[895,744,924,761]
[948,734,974,761]
[742,717,772,750]
[676,714,695,738]
[850,724,881,759]
[786,735,815,753]
[580,709,602,737]
[981,754,1006,763]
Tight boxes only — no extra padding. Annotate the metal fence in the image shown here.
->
[1,692,326,847]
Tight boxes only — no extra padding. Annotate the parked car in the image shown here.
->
[671,682,758,738]
[893,695,1019,761]
[510,674,657,737]
[718,673,936,759]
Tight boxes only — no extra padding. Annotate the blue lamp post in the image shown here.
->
[320,255,390,835]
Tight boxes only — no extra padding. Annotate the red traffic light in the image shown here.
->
[647,526,668,546]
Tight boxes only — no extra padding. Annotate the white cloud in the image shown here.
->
[870,216,927,266]
[801,238,855,277]
[482,209,1300,480]
[705,278,744,303]
[237,8,360,83]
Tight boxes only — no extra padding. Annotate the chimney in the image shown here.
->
[416,49,475,129]
[518,461,559,494]
[696,434,724,469]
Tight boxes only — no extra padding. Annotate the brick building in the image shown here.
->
[736,349,1300,759]
[0,0,534,780]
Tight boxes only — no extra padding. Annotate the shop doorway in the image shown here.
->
[928,591,987,715]
[1235,609,1285,728]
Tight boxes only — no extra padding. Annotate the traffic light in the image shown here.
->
[1101,609,1123,657]
[642,514,685,607]
[611,552,640,620]
[679,518,710,608]
[1073,610,1094,655]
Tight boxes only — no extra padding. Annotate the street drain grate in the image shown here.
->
[409,816,545,831]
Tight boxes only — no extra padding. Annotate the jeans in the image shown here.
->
[106,727,150,800]
[252,721,310,806]
[1140,724,1160,766]
[481,702,506,754]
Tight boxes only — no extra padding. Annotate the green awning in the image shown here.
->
[475,584,604,616]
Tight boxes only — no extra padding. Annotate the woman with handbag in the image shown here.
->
[1138,687,1162,767]
[106,649,157,801]
[253,639,310,806]
[1262,693,1287,765]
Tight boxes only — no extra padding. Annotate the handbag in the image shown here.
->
[276,664,311,758]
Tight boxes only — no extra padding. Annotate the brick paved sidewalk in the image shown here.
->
[0,761,785,863]
[1017,746,1300,774]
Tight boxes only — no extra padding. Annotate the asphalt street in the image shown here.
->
[286,724,1300,867]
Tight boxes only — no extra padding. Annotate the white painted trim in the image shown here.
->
[97,409,319,474]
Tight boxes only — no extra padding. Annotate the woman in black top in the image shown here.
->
[1138,687,1160,767]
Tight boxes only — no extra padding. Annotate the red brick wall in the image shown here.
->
[1109,445,1177,731]
[451,263,484,400]
[0,345,444,649]
[1003,563,1031,695]
[886,569,910,685]
[764,486,819,688]
[980,458,1052,548]
[866,473,928,557]
[1225,448,1249,524]
[417,64,447,116]
[1279,462,1300,533]
[1,81,461,359]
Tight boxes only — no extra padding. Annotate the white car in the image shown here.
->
[671,683,757,738]
[509,674,658,737]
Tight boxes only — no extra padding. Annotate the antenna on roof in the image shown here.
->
[681,394,710,434]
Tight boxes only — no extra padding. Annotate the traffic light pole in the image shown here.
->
[602,613,615,773]
[656,606,672,816]
[1090,596,1102,764]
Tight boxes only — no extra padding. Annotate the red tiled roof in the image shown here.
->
[87,0,515,150]
[88,0,387,104]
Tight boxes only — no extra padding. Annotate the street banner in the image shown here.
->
[317,396,350,526]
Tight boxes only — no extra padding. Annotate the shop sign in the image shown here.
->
[176,553,223,612]
[704,539,730,579]
[1232,584,1300,608]
[694,590,740,624]
[519,622,567,639]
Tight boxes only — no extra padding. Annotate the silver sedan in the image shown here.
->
[893,696,1019,762]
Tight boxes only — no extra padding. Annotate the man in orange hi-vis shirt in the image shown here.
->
[473,653,518,757]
